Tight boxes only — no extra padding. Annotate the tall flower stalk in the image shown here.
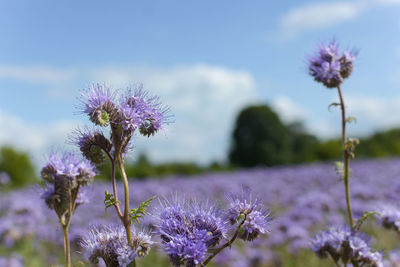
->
[76,84,169,266]
[337,85,354,226]
[307,41,384,267]
[41,151,96,267]
[308,41,356,227]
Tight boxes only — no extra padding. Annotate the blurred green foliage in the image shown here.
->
[229,104,400,167]
[0,146,37,188]
[229,105,293,167]
[3,107,400,185]
[96,153,234,181]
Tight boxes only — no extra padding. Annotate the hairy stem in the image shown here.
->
[62,225,71,267]
[337,85,354,227]
[110,159,123,220]
[203,215,247,265]
[117,153,134,246]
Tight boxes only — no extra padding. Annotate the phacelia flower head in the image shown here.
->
[155,197,229,266]
[81,224,153,267]
[71,128,112,164]
[118,85,168,137]
[308,41,357,88]
[375,203,400,232]
[40,151,96,217]
[41,151,97,187]
[226,190,271,241]
[80,84,117,126]
[311,225,383,267]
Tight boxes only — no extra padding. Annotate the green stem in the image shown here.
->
[203,215,246,266]
[337,85,354,227]
[110,159,123,220]
[117,153,135,267]
[63,225,71,267]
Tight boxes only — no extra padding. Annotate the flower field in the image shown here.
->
[2,158,400,266]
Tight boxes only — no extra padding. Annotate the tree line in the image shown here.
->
[3,104,400,187]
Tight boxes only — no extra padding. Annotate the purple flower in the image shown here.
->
[375,203,400,232]
[71,127,112,164]
[226,190,271,241]
[81,224,153,267]
[40,151,97,217]
[308,41,356,88]
[80,84,116,126]
[156,197,228,266]
[41,151,97,187]
[311,225,383,266]
[119,86,168,137]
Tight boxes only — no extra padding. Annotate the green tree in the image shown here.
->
[288,122,319,163]
[229,105,293,167]
[0,146,37,187]
[357,129,400,157]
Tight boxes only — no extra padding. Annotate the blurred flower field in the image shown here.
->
[2,158,400,266]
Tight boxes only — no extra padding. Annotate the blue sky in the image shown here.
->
[1,0,400,165]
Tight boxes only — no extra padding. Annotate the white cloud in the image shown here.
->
[302,94,400,139]
[90,64,258,163]
[0,65,76,84]
[271,96,308,123]
[268,94,400,140]
[0,64,258,164]
[346,94,400,131]
[280,2,361,39]
[279,0,400,39]
[0,110,77,165]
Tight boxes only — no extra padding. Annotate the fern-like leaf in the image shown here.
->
[104,190,120,211]
[129,196,156,224]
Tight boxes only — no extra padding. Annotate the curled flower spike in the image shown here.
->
[155,197,229,267]
[226,190,271,241]
[119,86,169,137]
[308,41,356,88]
[70,128,112,164]
[81,225,153,267]
[79,84,118,126]
[311,226,383,267]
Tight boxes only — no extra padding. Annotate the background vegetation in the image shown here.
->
[2,104,400,188]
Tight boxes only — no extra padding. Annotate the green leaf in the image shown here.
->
[129,196,156,225]
[345,138,360,159]
[334,161,345,180]
[104,190,120,211]
[354,211,378,231]
[328,102,341,111]
[346,116,357,124]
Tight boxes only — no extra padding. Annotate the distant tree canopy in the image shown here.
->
[0,146,37,187]
[229,105,317,167]
[229,104,400,168]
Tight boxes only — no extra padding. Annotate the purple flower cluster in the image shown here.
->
[81,224,153,267]
[3,159,400,265]
[80,84,115,127]
[375,203,400,232]
[308,41,356,88]
[226,191,271,241]
[156,198,229,266]
[119,87,166,137]
[76,84,168,162]
[311,226,383,267]
[40,151,96,217]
